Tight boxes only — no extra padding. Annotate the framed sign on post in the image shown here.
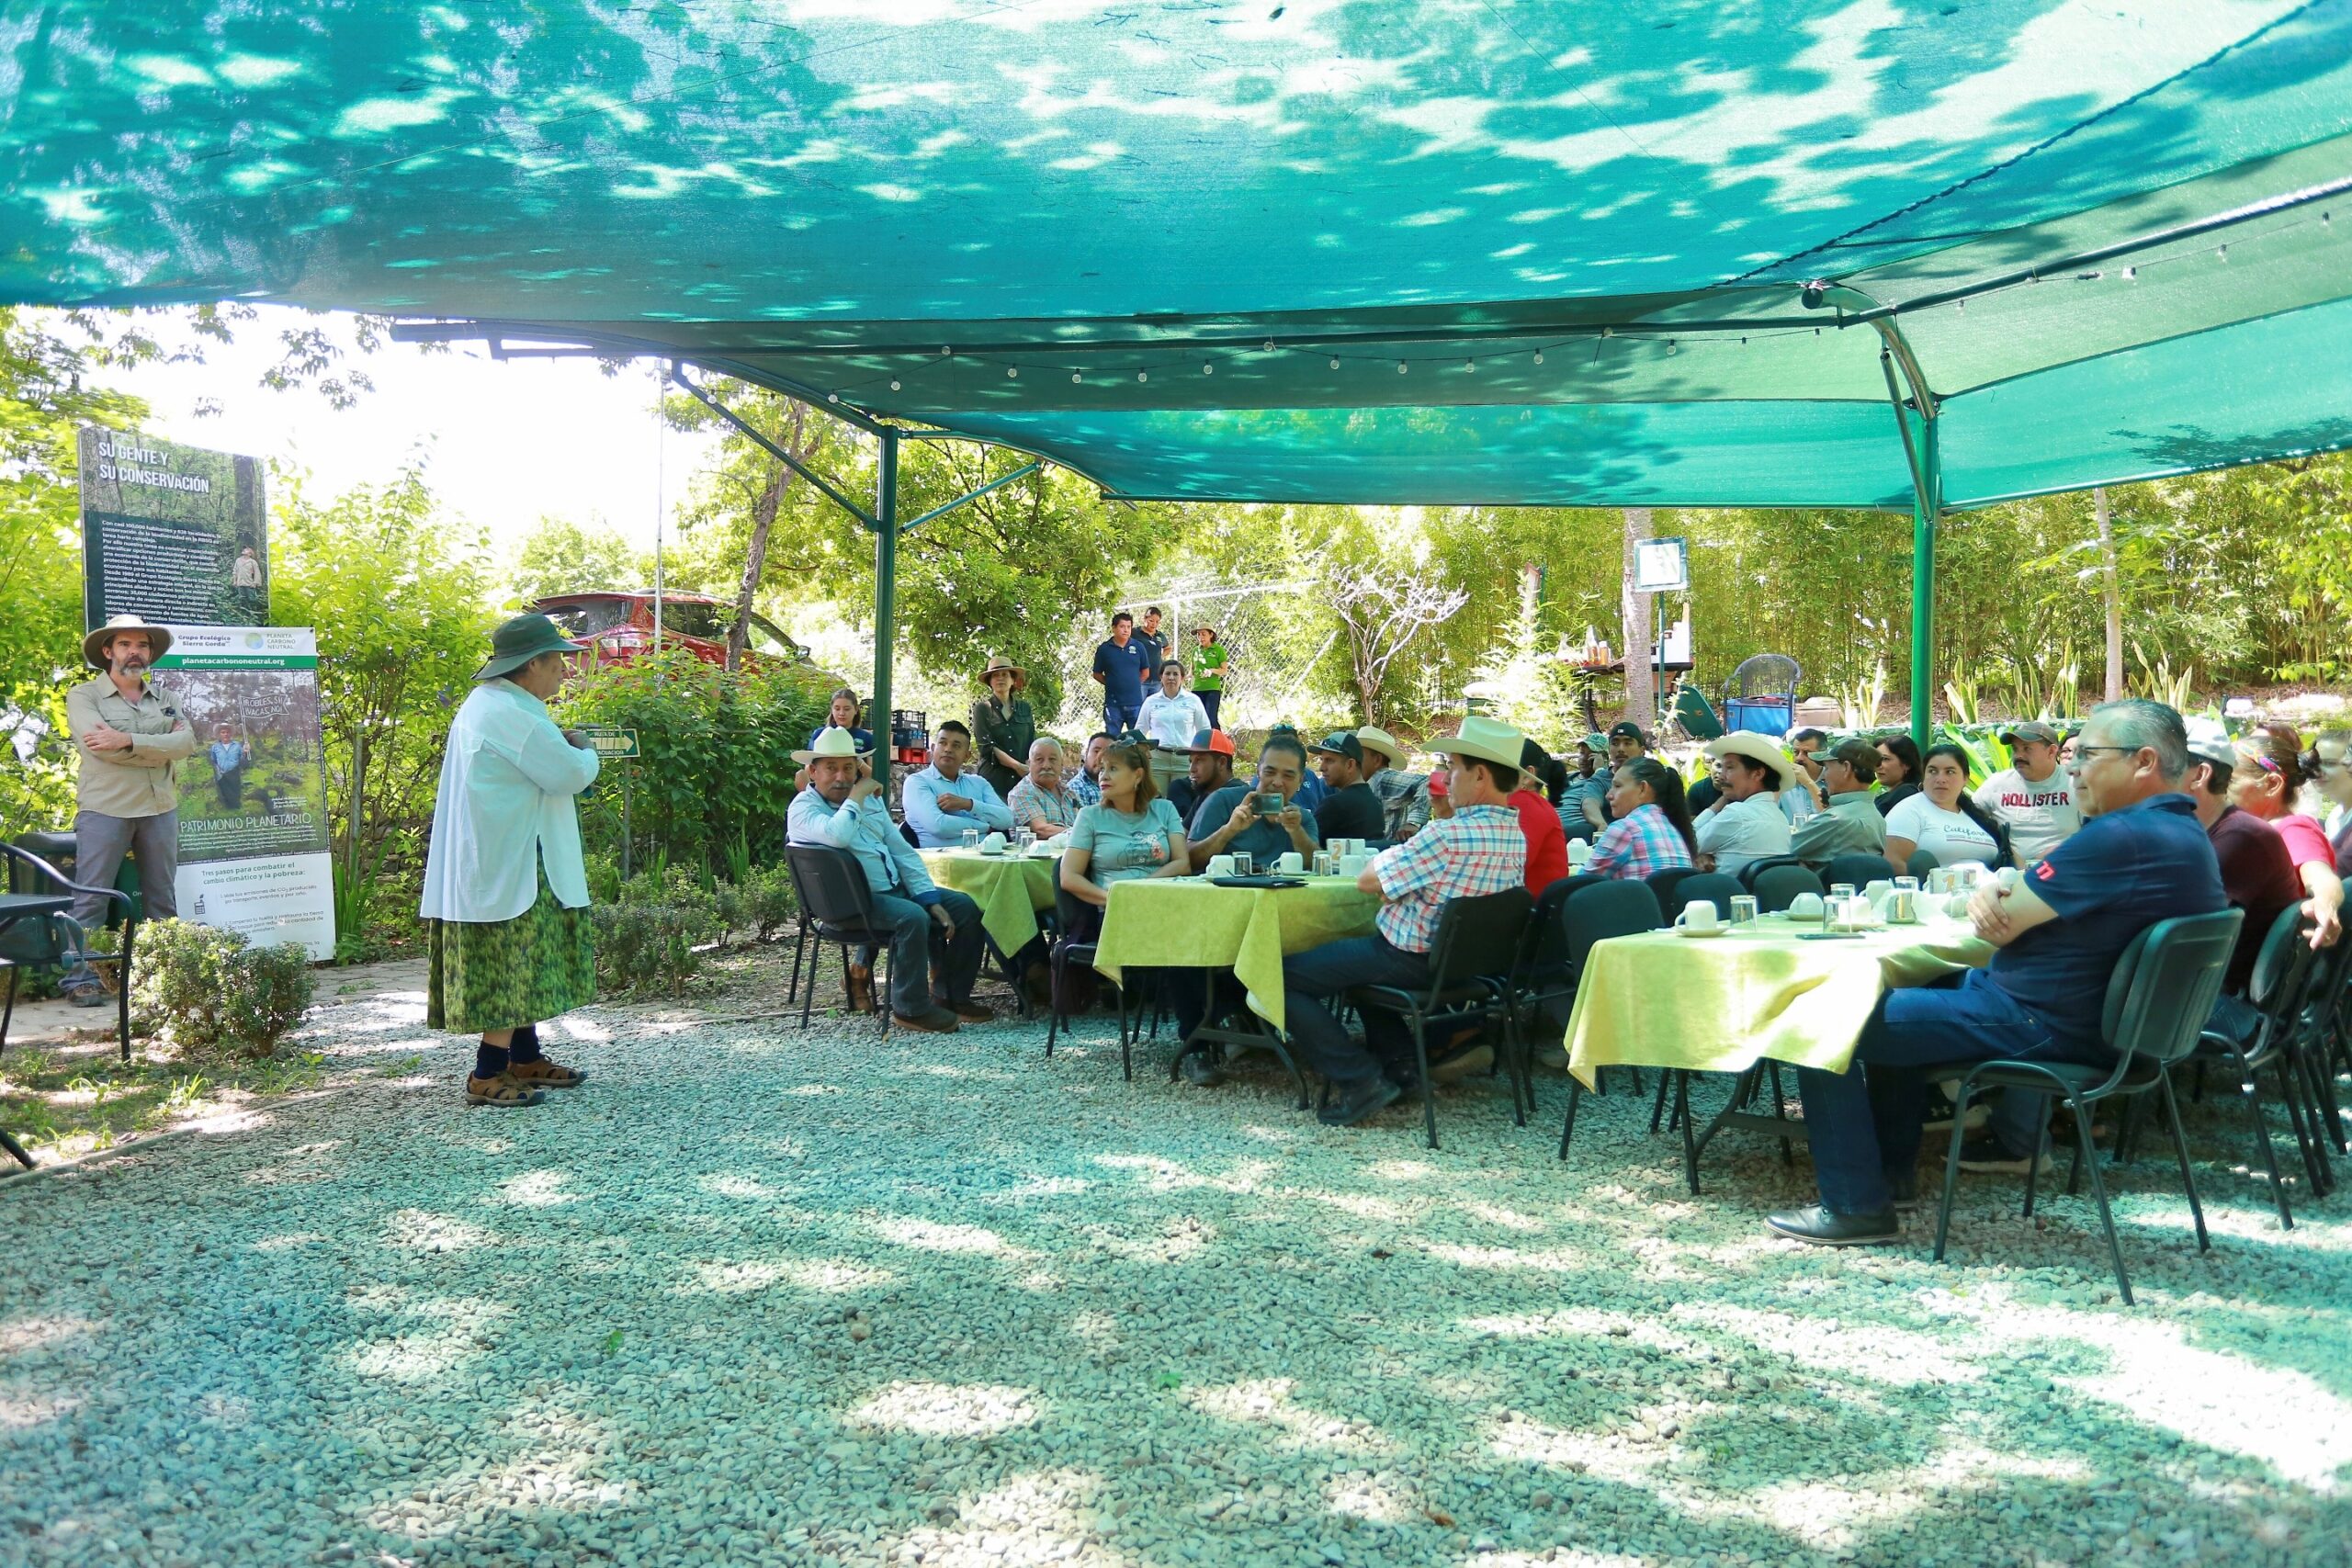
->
[1633,536,1690,594]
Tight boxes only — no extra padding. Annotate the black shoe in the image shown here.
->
[1886,1173,1923,1213]
[1317,1077,1403,1127]
[1957,1132,2052,1174]
[1764,1205,1900,1247]
[1179,1053,1223,1088]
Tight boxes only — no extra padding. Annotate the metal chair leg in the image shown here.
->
[1648,1068,1672,1134]
[2157,1072,2210,1254]
[2229,1053,2295,1230]
[1932,1081,1977,1262]
[786,923,808,1004]
[1559,1077,1583,1160]
[2066,1094,2134,1306]
[1414,1005,1439,1151]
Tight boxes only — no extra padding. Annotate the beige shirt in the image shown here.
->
[66,672,197,819]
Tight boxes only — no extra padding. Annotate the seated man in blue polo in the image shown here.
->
[1770,699,2225,1247]
[1278,716,1529,1126]
[786,728,989,1033]
[902,720,1015,847]
[1185,732,1323,871]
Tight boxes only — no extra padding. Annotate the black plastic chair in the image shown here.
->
[1905,847,1940,880]
[1668,872,1745,920]
[1645,865,1702,913]
[1930,908,2242,1306]
[1819,851,1900,888]
[1555,880,1668,1159]
[1498,874,1613,1110]
[2191,905,2327,1224]
[2290,919,2352,1173]
[1044,875,1136,1076]
[1736,854,1804,889]
[782,844,895,1033]
[2,837,138,1066]
[1348,887,1532,1150]
[1750,863,1825,914]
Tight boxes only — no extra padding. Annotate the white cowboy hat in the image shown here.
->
[1704,731,1791,789]
[1352,725,1410,769]
[1428,716,1525,770]
[83,614,174,670]
[792,726,873,765]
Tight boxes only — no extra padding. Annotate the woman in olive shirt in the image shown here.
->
[971,656,1036,798]
[1191,625,1229,729]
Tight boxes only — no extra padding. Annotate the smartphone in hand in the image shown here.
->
[1252,791,1284,817]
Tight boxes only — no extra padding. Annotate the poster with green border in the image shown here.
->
[78,426,268,629]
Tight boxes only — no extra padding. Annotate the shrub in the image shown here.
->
[591,864,722,998]
[130,919,317,1057]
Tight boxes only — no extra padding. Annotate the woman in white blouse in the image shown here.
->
[420,615,603,1107]
[1883,742,2006,873]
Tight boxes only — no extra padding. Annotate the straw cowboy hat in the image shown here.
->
[475,612,589,681]
[1351,725,1410,770]
[978,656,1025,684]
[82,614,174,670]
[1429,716,1526,770]
[1704,731,1791,789]
[792,726,874,765]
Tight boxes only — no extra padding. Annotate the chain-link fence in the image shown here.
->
[1041,573,1358,739]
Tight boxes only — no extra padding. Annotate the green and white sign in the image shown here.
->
[151,626,335,961]
[577,724,640,760]
[78,426,269,629]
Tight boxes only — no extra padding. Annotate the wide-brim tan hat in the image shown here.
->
[1705,731,1791,788]
[793,726,874,765]
[83,615,175,670]
[979,656,1025,684]
[1352,725,1410,769]
[1429,716,1525,770]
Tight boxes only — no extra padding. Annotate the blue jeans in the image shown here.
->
[1795,969,2105,1214]
[865,888,984,1016]
[1104,697,1141,734]
[1281,933,1432,1089]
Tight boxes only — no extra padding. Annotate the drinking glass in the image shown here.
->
[1729,895,1759,926]
[1313,850,1335,876]
[1231,851,1254,876]
[1013,828,1035,853]
[961,829,981,851]
[1827,883,1855,929]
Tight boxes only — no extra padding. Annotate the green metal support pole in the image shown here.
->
[1907,416,1941,751]
[873,427,899,793]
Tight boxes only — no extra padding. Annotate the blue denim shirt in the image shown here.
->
[786,787,941,908]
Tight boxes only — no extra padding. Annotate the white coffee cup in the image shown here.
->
[1788,891,1826,920]
[980,831,1008,853]
[1566,839,1592,866]
[1863,879,1893,904]
[1340,852,1373,877]
[1673,899,1721,934]
[1207,854,1237,878]
[1276,851,1305,874]
[1945,891,1973,919]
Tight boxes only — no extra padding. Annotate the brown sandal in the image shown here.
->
[507,1058,587,1089]
[465,1073,545,1107]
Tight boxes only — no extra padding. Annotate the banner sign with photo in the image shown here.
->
[151,627,335,961]
[78,426,269,629]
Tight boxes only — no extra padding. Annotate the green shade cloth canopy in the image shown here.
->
[7,1,2352,508]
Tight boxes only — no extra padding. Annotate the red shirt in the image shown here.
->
[1509,787,1569,895]
[2271,811,2333,875]
[2209,806,2301,993]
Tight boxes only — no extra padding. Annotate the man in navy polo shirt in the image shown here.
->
[1769,699,2225,1247]
[1090,612,1151,733]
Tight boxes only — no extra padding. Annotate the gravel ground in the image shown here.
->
[4,955,2349,1568]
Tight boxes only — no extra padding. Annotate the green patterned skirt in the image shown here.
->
[425,872,596,1034]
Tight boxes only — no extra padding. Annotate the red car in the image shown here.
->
[532,591,811,670]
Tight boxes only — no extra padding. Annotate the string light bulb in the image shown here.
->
[1262,340,1276,353]
[827,391,839,403]
[1532,349,1544,365]
[2218,243,2229,261]
[1136,370,1148,382]
[1202,362,1213,375]
[1329,355,1340,369]
[889,379,901,391]
[1396,361,1408,375]
[1665,341,1677,355]
[1006,366,1018,378]
[1600,326,1613,338]
[942,346,954,357]
[1070,370,1082,383]
[1464,357,1476,371]
[2121,266,2136,281]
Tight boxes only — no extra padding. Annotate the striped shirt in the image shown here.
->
[1368,803,1527,952]
[1588,803,1693,882]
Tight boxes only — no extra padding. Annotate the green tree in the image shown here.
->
[269,467,497,953]
[0,309,152,831]
[507,516,649,604]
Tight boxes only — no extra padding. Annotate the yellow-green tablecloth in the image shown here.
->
[920,850,1057,955]
[1092,876,1382,1033]
[1565,911,1996,1089]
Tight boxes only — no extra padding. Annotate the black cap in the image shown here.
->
[1519,738,1553,773]
[1607,721,1647,744]
[1312,731,1364,764]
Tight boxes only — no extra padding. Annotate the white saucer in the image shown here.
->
[1675,926,1729,938]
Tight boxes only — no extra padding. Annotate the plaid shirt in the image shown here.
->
[1007,775,1081,831]
[1588,803,1692,882]
[1069,769,1102,807]
[1368,803,1526,953]
[1368,766,1430,840]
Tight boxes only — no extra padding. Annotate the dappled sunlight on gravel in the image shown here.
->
[3,953,2348,1564]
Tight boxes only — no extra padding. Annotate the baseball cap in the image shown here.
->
[1311,731,1364,764]
[1999,720,2061,746]
[1519,737,1553,773]
[2182,716,2233,771]
[1825,738,1881,776]
[1606,721,1647,744]
[1175,728,1237,757]
[1576,733,1608,752]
